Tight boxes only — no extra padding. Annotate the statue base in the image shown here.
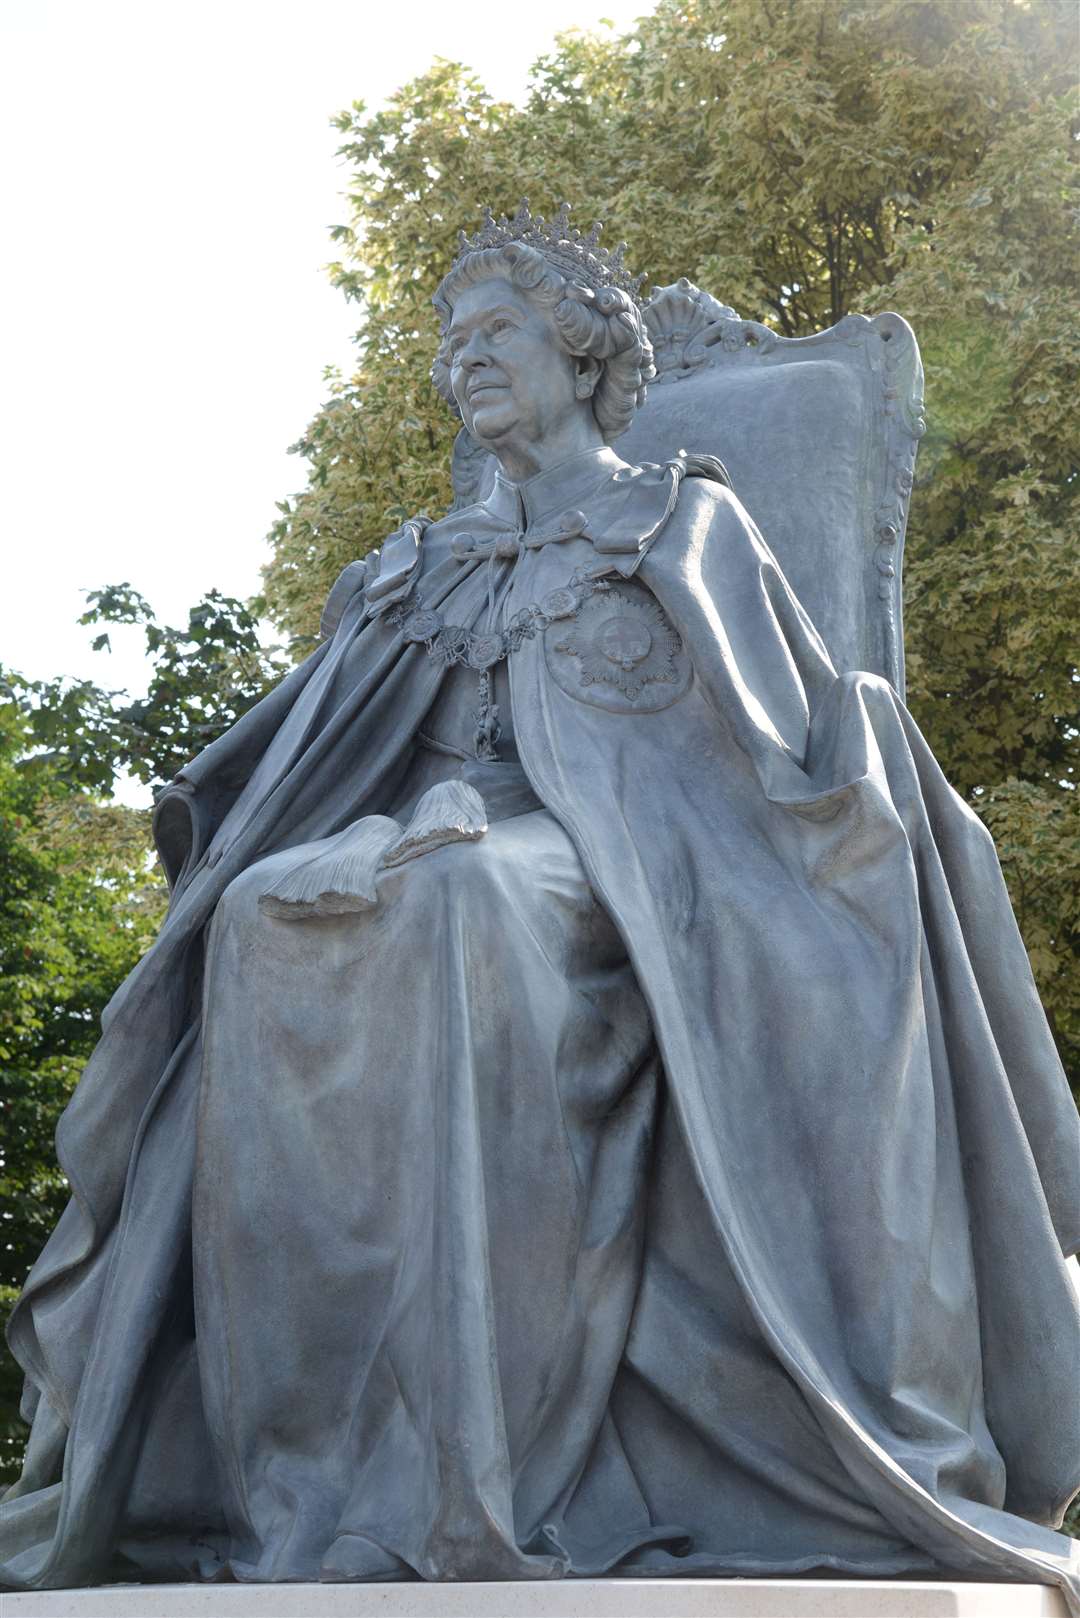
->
[1,1578,1068,1616]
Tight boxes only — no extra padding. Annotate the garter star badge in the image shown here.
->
[544,579,692,713]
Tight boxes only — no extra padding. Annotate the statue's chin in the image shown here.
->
[466,401,516,445]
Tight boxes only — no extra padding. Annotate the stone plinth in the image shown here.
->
[1,1580,1068,1617]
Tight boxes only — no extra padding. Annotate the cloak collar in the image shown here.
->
[485,445,628,531]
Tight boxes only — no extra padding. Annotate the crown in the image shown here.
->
[455,199,647,308]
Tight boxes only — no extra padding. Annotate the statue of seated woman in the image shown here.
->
[2,205,1078,1609]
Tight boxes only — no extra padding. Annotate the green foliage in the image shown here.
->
[1,589,287,1481]
[262,0,1079,1096]
[0,685,166,1481]
[18,586,290,798]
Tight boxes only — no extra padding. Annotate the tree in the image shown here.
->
[261,0,1080,1096]
[21,585,290,797]
[0,591,287,1482]
[0,689,164,1481]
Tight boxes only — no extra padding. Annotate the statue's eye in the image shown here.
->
[491,318,515,336]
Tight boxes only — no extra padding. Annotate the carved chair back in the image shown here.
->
[621,282,924,693]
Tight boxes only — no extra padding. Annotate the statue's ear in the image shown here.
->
[575,353,603,400]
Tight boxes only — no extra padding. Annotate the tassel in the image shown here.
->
[259,816,402,918]
[382,780,488,867]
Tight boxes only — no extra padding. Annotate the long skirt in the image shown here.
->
[194,808,672,1582]
[190,807,931,1584]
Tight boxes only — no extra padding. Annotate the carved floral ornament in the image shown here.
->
[644,278,775,380]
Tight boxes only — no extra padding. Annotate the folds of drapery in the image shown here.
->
[2,474,1077,1606]
[505,479,1080,1608]
[0,553,489,1589]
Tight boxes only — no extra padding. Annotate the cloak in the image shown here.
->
[2,445,1078,1605]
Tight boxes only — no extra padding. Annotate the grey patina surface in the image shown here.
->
[2,204,1078,1609]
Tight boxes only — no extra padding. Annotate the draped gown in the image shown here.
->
[3,448,1077,1608]
[184,549,966,1584]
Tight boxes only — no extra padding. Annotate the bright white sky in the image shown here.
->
[0,0,645,711]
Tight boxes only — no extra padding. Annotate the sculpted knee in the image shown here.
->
[837,668,895,703]
[386,834,506,919]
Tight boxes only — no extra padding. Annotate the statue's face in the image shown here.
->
[445,277,581,450]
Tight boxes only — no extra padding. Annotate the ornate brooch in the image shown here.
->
[551,589,683,701]
[543,578,692,714]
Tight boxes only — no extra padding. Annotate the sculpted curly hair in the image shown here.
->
[431,241,655,445]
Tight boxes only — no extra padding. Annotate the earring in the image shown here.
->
[575,379,593,399]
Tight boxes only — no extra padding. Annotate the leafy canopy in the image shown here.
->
[0,593,286,1481]
[0,684,164,1479]
[19,586,290,799]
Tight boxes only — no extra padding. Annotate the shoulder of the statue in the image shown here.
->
[634,454,795,623]
[417,500,514,561]
[670,450,734,490]
[639,452,771,575]
[320,518,431,639]
[319,502,519,639]
[576,449,734,577]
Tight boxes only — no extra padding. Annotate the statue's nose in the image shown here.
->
[458,331,492,370]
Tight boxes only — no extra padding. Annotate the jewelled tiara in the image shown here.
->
[454,199,647,309]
